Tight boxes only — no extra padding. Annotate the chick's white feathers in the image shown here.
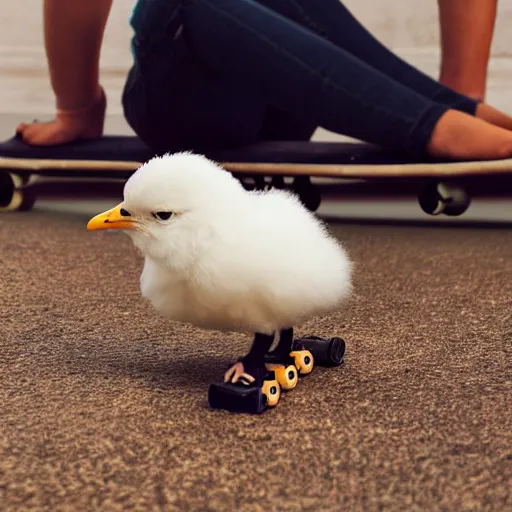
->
[124,151,245,214]
[123,152,352,335]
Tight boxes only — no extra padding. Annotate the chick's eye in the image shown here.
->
[153,211,174,221]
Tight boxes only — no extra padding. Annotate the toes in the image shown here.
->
[16,122,41,142]
[18,125,40,144]
[231,366,244,384]
[239,372,255,384]
[18,122,69,146]
[224,362,241,383]
[223,367,235,383]
[16,122,28,135]
[223,362,257,384]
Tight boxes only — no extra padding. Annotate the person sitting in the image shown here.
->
[16,0,512,163]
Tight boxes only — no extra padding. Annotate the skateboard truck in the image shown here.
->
[292,336,345,367]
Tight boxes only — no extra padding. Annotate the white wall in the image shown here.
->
[344,0,512,56]
[4,0,512,58]
[1,0,512,118]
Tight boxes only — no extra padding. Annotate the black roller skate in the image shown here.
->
[207,331,346,414]
[208,332,282,413]
[208,369,281,414]
[292,335,346,367]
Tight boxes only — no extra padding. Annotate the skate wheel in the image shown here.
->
[0,172,35,212]
[418,181,470,217]
[271,176,286,190]
[267,364,298,391]
[292,336,346,367]
[290,349,314,375]
[261,378,281,407]
[326,337,346,366]
[292,176,322,212]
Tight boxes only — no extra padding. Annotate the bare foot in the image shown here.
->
[427,109,512,161]
[16,87,106,146]
[475,103,512,132]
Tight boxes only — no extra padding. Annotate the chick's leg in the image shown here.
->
[224,332,275,384]
[265,327,313,377]
[267,327,294,358]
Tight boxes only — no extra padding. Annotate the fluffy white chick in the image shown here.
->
[87,152,352,385]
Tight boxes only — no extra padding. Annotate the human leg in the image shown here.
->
[123,0,269,151]
[253,0,478,115]
[16,0,111,145]
[180,0,512,159]
[255,0,512,133]
[438,0,497,100]
[435,0,512,131]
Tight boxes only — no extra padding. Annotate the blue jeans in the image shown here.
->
[122,0,478,156]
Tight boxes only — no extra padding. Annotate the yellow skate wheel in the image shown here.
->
[266,364,298,391]
[261,379,281,407]
[290,350,314,375]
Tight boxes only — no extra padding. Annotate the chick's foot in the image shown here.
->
[210,364,281,414]
[223,360,267,385]
[209,332,281,414]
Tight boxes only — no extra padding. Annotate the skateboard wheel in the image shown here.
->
[0,173,36,212]
[266,363,298,391]
[290,349,314,375]
[261,378,281,407]
[271,176,286,190]
[292,176,321,212]
[239,176,256,191]
[254,176,267,191]
[418,181,470,217]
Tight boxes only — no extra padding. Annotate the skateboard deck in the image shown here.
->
[1,135,511,215]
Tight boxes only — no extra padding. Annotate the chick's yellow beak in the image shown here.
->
[87,204,135,231]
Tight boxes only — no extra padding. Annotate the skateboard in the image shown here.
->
[1,135,512,216]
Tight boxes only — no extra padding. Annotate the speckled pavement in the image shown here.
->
[1,210,510,511]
